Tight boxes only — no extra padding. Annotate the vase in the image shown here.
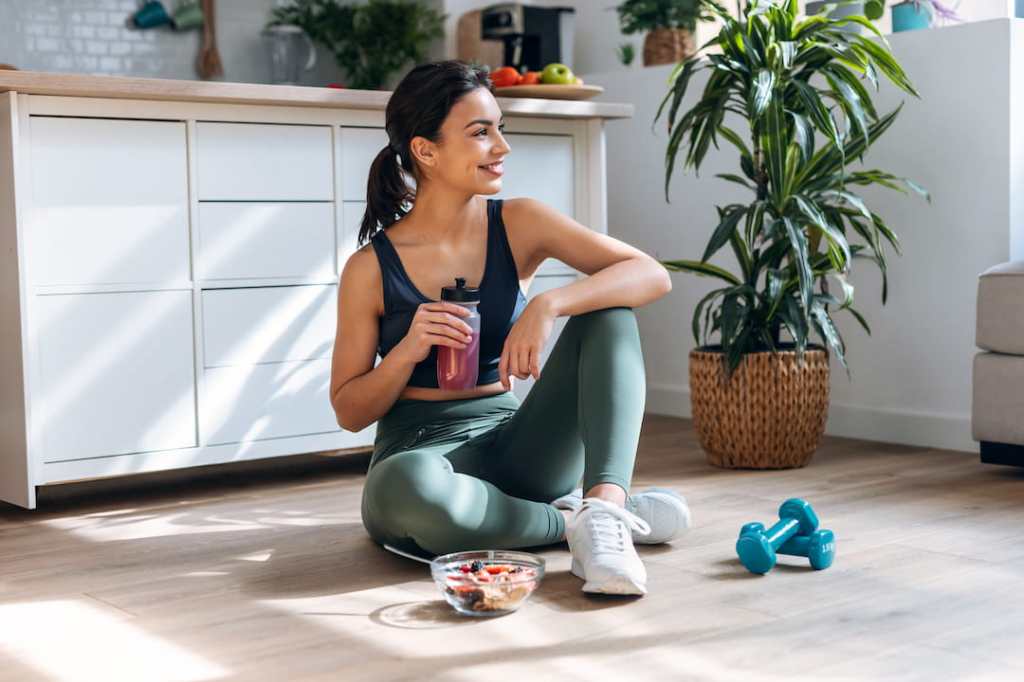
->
[643,27,695,66]
[688,347,830,469]
[892,2,933,31]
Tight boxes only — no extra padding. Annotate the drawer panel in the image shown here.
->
[202,284,336,367]
[197,202,335,280]
[203,358,340,445]
[496,133,574,218]
[339,127,389,201]
[35,290,197,462]
[338,201,365,273]
[196,122,333,200]
[29,116,190,286]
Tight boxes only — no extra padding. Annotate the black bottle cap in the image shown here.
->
[440,276,480,302]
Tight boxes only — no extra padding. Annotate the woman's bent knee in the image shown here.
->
[365,450,454,514]
[571,306,638,332]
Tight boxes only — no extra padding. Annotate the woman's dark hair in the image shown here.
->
[358,59,494,247]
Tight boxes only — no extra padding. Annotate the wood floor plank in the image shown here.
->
[1,415,1023,681]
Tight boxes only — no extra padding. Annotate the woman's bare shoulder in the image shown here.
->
[340,242,384,316]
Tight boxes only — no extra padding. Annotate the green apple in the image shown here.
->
[540,63,575,85]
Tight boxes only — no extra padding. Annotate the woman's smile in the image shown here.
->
[479,159,505,177]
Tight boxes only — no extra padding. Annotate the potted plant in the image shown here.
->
[267,0,444,90]
[614,0,717,66]
[889,1,963,32]
[654,0,928,469]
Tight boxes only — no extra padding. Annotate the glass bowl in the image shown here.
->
[430,549,546,617]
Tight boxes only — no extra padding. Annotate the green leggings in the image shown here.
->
[360,306,646,558]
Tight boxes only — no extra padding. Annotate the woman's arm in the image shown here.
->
[506,198,673,317]
[493,198,673,389]
[329,248,418,433]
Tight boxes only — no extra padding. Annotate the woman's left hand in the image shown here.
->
[498,297,556,390]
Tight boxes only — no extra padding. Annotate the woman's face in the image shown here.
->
[413,87,512,195]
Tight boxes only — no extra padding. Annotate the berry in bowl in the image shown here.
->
[430,549,545,617]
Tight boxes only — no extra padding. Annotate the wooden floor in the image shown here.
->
[2,415,1024,682]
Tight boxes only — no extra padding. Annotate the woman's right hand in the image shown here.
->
[394,302,474,364]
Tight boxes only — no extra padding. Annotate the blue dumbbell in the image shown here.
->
[739,522,836,570]
[736,499,820,574]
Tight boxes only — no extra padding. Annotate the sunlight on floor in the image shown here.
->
[0,599,228,681]
[41,513,269,541]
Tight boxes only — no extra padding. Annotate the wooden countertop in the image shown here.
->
[0,69,634,120]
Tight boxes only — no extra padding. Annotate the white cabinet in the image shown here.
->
[204,359,339,445]
[35,290,197,462]
[0,89,617,509]
[28,116,190,286]
[195,122,333,200]
[339,127,389,201]
[201,285,336,367]
[338,201,365,274]
[494,133,577,277]
[197,202,335,281]
[496,133,575,218]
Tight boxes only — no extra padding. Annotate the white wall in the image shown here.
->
[584,18,1024,453]
[555,0,1015,78]
[0,0,349,85]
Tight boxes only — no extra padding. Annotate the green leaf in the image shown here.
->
[791,79,841,151]
[789,111,814,162]
[662,259,742,286]
[782,217,814,313]
[847,305,872,335]
[751,69,776,119]
[716,173,757,191]
[703,205,749,263]
[692,287,730,346]
[811,299,848,372]
[762,96,788,207]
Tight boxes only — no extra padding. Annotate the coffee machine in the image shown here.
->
[480,3,575,73]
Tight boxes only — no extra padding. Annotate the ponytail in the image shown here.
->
[356,59,493,247]
[358,143,413,246]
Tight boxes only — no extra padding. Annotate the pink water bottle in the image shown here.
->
[437,277,480,390]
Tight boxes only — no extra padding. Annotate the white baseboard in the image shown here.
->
[646,383,976,454]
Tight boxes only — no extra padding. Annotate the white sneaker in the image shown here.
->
[552,486,693,544]
[565,497,651,595]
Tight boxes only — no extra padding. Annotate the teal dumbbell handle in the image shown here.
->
[735,500,820,574]
[736,517,800,574]
[739,523,836,571]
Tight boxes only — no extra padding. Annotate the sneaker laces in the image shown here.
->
[575,498,652,552]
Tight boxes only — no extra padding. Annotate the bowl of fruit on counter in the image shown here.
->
[430,549,546,617]
[490,63,603,100]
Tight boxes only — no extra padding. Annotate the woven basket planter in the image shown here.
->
[689,347,831,469]
[643,28,695,66]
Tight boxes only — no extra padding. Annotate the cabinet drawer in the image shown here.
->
[196,122,333,200]
[495,133,575,276]
[496,133,574,217]
[197,202,335,280]
[203,359,339,445]
[29,116,190,286]
[339,127,389,201]
[202,284,336,367]
[338,201,365,273]
[35,290,197,462]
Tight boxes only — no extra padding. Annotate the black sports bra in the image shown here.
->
[370,198,528,387]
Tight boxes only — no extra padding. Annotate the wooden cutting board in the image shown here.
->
[493,84,604,101]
